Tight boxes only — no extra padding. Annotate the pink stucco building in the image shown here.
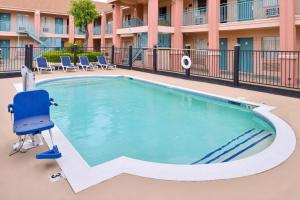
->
[105,0,300,52]
[0,0,300,52]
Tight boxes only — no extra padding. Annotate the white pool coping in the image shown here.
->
[14,75,296,193]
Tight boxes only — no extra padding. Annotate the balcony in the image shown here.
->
[93,26,101,35]
[220,0,280,23]
[106,22,112,34]
[0,20,10,32]
[158,14,171,26]
[123,17,144,28]
[183,7,207,26]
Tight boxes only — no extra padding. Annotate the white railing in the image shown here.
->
[220,0,280,23]
[183,7,207,26]
[40,25,68,35]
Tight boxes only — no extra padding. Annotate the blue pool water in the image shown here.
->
[38,77,275,166]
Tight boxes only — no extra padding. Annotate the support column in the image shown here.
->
[69,16,75,43]
[112,3,122,48]
[280,0,297,86]
[171,0,183,49]
[87,23,93,48]
[170,0,183,72]
[148,0,158,48]
[208,0,220,49]
[34,10,40,46]
[208,0,220,76]
[101,13,106,48]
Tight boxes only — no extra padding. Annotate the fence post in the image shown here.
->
[153,45,157,72]
[111,45,115,64]
[73,44,78,66]
[25,44,33,71]
[184,45,191,79]
[233,44,240,87]
[128,45,133,69]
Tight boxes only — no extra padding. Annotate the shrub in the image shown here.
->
[42,51,74,63]
[42,51,104,63]
[78,52,104,62]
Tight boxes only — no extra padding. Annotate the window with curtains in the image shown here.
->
[262,36,280,71]
[158,33,171,48]
[193,39,208,50]
[262,36,279,57]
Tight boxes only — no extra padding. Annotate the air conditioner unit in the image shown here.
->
[42,27,49,33]
[265,7,279,17]
[18,26,27,32]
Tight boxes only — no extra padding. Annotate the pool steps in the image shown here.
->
[191,129,273,165]
[222,133,273,162]
[191,128,255,165]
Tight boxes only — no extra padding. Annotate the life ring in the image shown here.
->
[181,56,192,69]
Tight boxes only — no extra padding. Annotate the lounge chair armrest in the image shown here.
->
[50,98,58,107]
[8,104,14,113]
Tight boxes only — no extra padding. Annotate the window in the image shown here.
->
[262,36,279,58]
[41,16,47,26]
[159,7,167,16]
[194,39,208,49]
[158,33,171,48]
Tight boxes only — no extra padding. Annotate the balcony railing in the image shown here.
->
[106,22,112,34]
[183,7,207,26]
[16,22,34,33]
[158,14,171,26]
[40,25,68,35]
[0,20,10,32]
[93,26,101,35]
[220,0,280,23]
[123,17,144,28]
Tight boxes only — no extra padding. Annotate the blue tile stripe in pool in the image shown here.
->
[205,130,265,164]
[191,128,255,165]
[222,133,273,162]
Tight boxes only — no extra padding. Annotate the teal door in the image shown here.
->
[238,38,253,73]
[238,0,253,21]
[55,18,64,34]
[0,13,11,31]
[0,40,10,59]
[219,38,228,70]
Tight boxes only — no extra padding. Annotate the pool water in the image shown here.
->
[38,77,275,166]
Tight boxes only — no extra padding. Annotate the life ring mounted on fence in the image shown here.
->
[181,56,192,70]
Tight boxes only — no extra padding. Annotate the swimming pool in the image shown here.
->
[28,75,295,192]
[39,77,275,166]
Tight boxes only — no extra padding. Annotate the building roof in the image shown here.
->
[0,0,112,15]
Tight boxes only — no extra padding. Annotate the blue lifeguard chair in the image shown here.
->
[8,89,62,159]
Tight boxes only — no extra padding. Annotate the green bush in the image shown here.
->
[42,51,74,63]
[42,51,104,63]
[78,52,104,62]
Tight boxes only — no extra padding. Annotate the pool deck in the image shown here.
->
[0,69,299,200]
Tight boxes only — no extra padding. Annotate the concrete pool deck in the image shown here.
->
[0,69,299,200]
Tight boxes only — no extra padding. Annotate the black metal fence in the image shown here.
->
[1,44,300,96]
